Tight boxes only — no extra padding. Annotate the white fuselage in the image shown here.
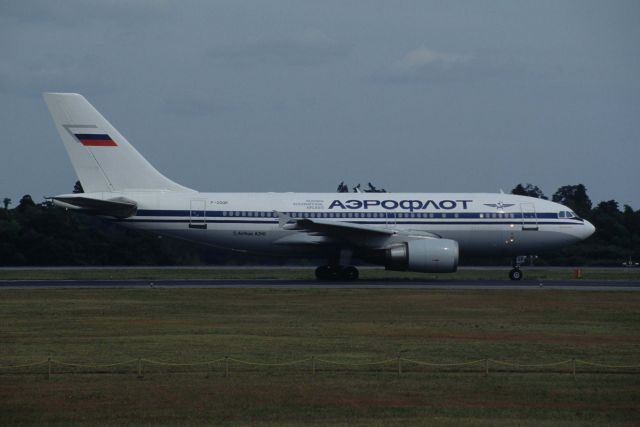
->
[43,93,596,275]
[87,191,595,259]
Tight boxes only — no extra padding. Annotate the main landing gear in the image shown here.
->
[315,265,359,281]
[316,248,359,281]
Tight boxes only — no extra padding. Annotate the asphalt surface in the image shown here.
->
[1,279,639,290]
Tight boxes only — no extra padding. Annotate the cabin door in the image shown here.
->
[189,199,207,229]
[520,203,539,231]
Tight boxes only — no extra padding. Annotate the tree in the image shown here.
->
[511,183,547,199]
[622,205,640,236]
[17,195,36,213]
[552,184,592,218]
[2,198,10,210]
[73,181,84,194]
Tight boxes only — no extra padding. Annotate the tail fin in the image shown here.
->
[44,93,193,193]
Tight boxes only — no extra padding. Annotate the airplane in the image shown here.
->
[43,93,596,281]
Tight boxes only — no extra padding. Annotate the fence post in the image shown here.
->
[312,356,316,376]
[484,359,489,376]
[47,357,51,381]
[572,358,576,379]
[225,356,229,378]
[137,358,143,379]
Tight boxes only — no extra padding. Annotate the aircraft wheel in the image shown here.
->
[509,268,523,281]
[340,266,359,281]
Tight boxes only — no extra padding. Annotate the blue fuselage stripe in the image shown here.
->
[119,210,583,226]
[118,219,580,226]
[132,209,580,224]
[137,210,564,218]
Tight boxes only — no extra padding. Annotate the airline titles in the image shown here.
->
[328,199,473,212]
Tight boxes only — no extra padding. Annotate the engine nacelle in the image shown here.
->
[385,238,459,273]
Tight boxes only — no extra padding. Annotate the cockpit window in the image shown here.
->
[559,211,578,218]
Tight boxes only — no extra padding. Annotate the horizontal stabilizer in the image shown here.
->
[52,196,138,219]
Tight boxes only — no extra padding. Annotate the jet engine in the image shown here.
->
[385,238,459,273]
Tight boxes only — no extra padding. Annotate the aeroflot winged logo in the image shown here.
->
[484,202,514,210]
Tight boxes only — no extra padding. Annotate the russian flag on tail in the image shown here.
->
[74,133,117,147]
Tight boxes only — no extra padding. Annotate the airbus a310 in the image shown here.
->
[44,93,595,280]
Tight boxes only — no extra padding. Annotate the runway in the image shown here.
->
[1,279,639,290]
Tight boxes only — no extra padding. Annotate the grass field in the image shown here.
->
[1,288,639,426]
[1,267,639,281]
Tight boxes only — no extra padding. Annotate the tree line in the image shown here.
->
[1,183,638,266]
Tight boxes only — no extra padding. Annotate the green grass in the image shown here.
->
[0,267,639,281]
[1,288,639,426]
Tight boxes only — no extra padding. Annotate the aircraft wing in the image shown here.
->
[293,218,395,236]
[275,212,439,247]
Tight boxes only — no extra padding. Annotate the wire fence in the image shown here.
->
[1,356,639,380]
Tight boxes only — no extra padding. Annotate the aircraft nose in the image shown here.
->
[582,220,596,239]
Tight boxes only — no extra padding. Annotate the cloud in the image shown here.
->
[395,47,471,71]
[208,29,349,66]
[382,47,523,84]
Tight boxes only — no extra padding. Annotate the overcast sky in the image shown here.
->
[1,0,639,208]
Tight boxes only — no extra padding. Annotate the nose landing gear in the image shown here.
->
[509,256,526,280]
[509,268,523,281]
